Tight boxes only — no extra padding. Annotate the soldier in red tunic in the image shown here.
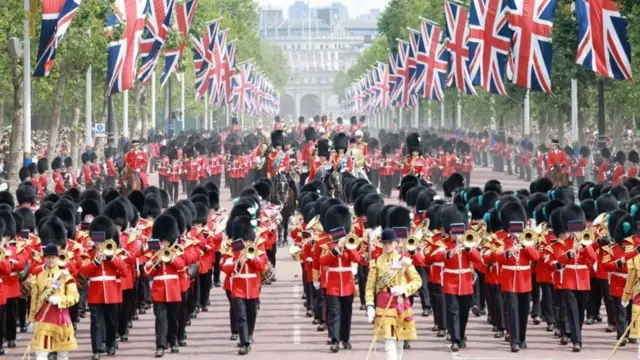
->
[368,139,380,188]
[535,144,547,179]
[612,151,626,186]
[379,144,396,197]
[628,150,639,179]
[36,158,48,200]
[124,140,149,187]
[331,133,352,173]
[575,146,590,186]
[300,127,316,186]
[272,115,283,131]
[81,152,94,190]
[307,139,331,184]
[51,157,66,195]
[595,147,611,184]
[401,133,425,178]
[266,130,290,179]
[459,142,473,186]
[546,139,568,175]
[105,148,117,189]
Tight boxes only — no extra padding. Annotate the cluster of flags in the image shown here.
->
[33,0,279,117]
[341,0,632,116]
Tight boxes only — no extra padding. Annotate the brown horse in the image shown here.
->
[118,166,144,196]
[546,165,571,187]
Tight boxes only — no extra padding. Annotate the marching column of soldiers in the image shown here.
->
[4,113,640,360]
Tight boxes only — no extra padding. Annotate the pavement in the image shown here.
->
[4,165,635,359]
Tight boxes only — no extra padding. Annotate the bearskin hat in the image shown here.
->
[440,203,468,234]
[141,195,162,219]
[613,214,635,245]
[406,133,422,154]
[90,215,119,246]
[484,179,502,194]
[190,194,210,209]
[526,193,549,217]
[610,184,630,202]
[64,188,81,204]
[579,199,597,222]
[230,216,256,242]
[535,177,553,194]
[0,191,15,210]
[406,186,427,208]
[152,215,179,245]
[164,206,186,235]
[550,185,575,205]
[300,180,327,197]
[316,139,330,158]
[324,205,352,240]
[615,150,627,165]
[64,157,72,168]
[81,152,91,164]
[127,190,145,214]
[0,211,15,238]
[385,206,412,235]
[38,217,67,247]
[51,157,63,170]
[16,184,36,205]
[104,200,129,231]
[381,144,391,156]
[564,146,574,156]
[443,173,465,198]
[579,146,591,158]
[271,130,285,148]
[168,148,178,161]
[19,167,30,182]
[499,202,527,232]
[549,206,567,237]
[578,182,595,201]
[304,127,316,142]
[103,188,120,205]
[601,147,611,159]
[79,199,101,222]
[194,142,204,154]
[253,180,271,200]
[37,158,48,174]
[543,199,567,222]
[318,198,342,231]
[596,193,619,214]
[193,203,208,225]
[625,178,640,192]
[333,133,348,151]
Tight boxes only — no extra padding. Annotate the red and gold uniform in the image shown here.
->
[266,149,290,179]
[401,155,426,177]
[332,153,352,173]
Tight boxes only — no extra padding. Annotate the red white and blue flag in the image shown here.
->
[467,0,511,95]
[208,30,228,106]
[160,0,197,86]
[575,0,632,80]
[374,62,390,111]
[392,40,412,107]
[34,0,80,77]
[506,0,557,93]
[444,0,477,95]
[138,0,175,85]
[233,62,254,114]
[419,19,449,102]
[192,19,220,100]
[106,0,147,95]
[220,41,237,105]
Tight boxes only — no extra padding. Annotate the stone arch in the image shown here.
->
[279,94,296,121]
[300,94,321,119]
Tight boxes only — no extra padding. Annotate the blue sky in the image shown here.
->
[258,0,388,18]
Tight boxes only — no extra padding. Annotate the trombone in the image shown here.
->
[241,245,258,260]
[151,247,176,268]
[576,230,596,247]
[519,229,538,248]
[103,240,118,257]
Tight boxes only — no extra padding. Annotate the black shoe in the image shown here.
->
[100,344,107,353]
[301,293,306,300]
[511,344,520,353]
[546,324,556,332]
[330,343,340,353]
[554,329,562,337]
[92,353,100,360]
[505,333,510,342]
[20,325,28,333]
[437,329,447,337]
[342,342,352,350]
[460,340,467,348]
[190,312,197,319]
[312,319,319,325]
[446,334,451,342]
[107,345,116,356]
[170,345,179,353]
[450,343,459,352]
[230,334,239,341]
[145,303,151,310]
[359,304,366,310]
[471,305,481,317]
[480,309,487,316]
[606,325,615,333]
[585,317,594,325]
[132,313,139,320]
[617,337,628,347]
[519,342,527,349]
[155,348,164,358]
[186,319,191,326]
[317,323,326,331]
[201,307,208,312]
[628,338,637,344]
[128,321,133,329]
[431,325,439,332]
[595,316,603,322]
[306,309,313,317]
[121,334,128,342]
[403,342,410,349]
[492,325,498,332]
[214,282,221,288]
[0,348,5,356]
[326,339,333,345]
[7,341,15,348]
[494,330,504,338]
[422,309,432,317]
[533,317,541,325]
[138,308,146,315]
[238,346,250,355]
[178,339,187,347]
[560,336,571,345]
[572,343,581,352]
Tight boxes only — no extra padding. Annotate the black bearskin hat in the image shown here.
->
[535,177,553,194]
[601,148,611,159]
[52,157,63,170]
[271,130,285,148]
[386,206,412,237]
[79,199,101,222]
[596,193,619,214]
[19,167,30,182]
[152,215,179,245]
[324,204,352,240]
[253,180,271,200]
[333,133,348,151]
[440,203,468,234]
[610,184,630,202]
[16,184,36,205]
[580,199,597,222]
[190,194,210,209]
[194,203,209,225]
[104,200,129,231]
[579,146,591,158]
[317,139,330,158]
[499,202,527,232]
[90,216,118,245]
[484,179,502,194]
[443,173,465,198]
[406,133,422,154]
[37,158,48,174]
[39,217,67,247]
[81,152,91,164]
[304,127,316,142]
[142,195,162,219]
[64,157,72,168]
[630,150,640,164]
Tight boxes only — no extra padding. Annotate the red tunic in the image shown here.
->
[401,155,426,177]
[221,251,267,299]
[612,164,625,186]
[431,236,481,296]
[319,245,360,297]
[144,254,186,303]
[495,235,539,293]
[266,150,290,178]
[553,237,597,291]
[602,244,627,297]
[80,255,127,304]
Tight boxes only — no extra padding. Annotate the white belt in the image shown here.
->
[431,262,444,267]
[153,274,179,281]
[611,272,628,279]
[9,272,18,277]
[89,276,117,282]
[327,267,352,273]
[565,264,587,270]
[502,265,530,271]
[231,273,257,279]
[444,268,472,275]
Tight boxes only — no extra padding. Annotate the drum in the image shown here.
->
[20,277,31,298]
[260,262,275,284]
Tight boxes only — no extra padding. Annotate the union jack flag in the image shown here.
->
[192,19,219,100]
[575,0,632,80]
[34,0,80,77]
[444,0,477,95]
[106,0,147,95]
[138,0,175,85]
[420,19,449,102]
[374,62,390,111]
[507,0,557,93]
[467,0,511,95]
[208,30,227,107]
[233,62,254,114]
[406,31,420,96]
[388,51,400,107]
[161,0,198,86]
[392,40,412,106]
[220,41,237,105]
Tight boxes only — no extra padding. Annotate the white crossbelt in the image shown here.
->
[231,273,257,279]
[89,276,117,282]
[443,268,472,274]
[327,267,352,273]
[431,262,444,267]
[153,274,179,281]
[502,265,530,271]
[565,264,587,270]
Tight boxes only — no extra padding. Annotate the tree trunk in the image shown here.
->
[558,113,565,146]
[70,73,81,171]
[131,82,142,139]
[8,58,24,189]
[141,86,148,139]
[47,71,67,164]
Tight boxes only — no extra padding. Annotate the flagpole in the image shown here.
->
[204,91,209,131]
[427,100,432,127]
[524,89,530,136]
[123,90,129,138]
[226,104,229,127]
[151,71,156,129]
[456,91,462,129]
[23,0,31,165]
[85,66,93,148]
[440,101,445,128]
[490,95,496,130]
[180,72,185,131]
[570,2,578,146]
[414,102,419,128]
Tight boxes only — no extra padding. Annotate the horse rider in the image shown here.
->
[545,139,568,176]
[331,133,352,173]
[266,130,290,180]
[273,116,283,131]
[124,140,149,187]
[401,133,425,178]
[307,139,331,184]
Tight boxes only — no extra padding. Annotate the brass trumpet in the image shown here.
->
[152,247,176,268]
[103,239,118,257]
[462,230,481,249]
[243,245,258,260]
[577,230,595,247]
[519,229,538,247]
[344,234,361,251]
[58,251,69,267]
[404,235,421,252]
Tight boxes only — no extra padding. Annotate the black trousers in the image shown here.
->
[428,283,446,330]
[303,271,313,311]
[369,169,380,189]
[178,291,189,341]
[0,305,5,346]
[90,304,119,353]
[613,296,628,339]
[504,292,530,346]
[357,265,369,306]
[489,284,505,330]
[153,302,180,349]
[445,294,473,345]
[118,289,135,337]
[233,298,258,347]
[415,266,431,310]
[180,175,187,194]
[599,279,615,325]
[380,176,393,197]
[531,275,541,319]
[267,246,276,268]
[225,291,238,335]
[541,283,556,325]
[188,278,198,316]
[213,251,222,284]
[137,272,151,307]
[326,295,353,344]
[4,297,19,341]
[564,290,588,345]
[587,277,602,319]
[482,151,488,167]
[472,271,486,311]
[313,286,325,324]
[199,271,212,308]
[463,172,471,188]
[18,297,28,327]
[105,175,116,188]
[212,174,221,189]
[168,182,179,203]
[186,180,198,198]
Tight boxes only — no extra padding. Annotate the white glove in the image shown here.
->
[351,266,358,276]
[48,296,60,306]
[391,285,405,297]
[313,281,320,290]
[366,306,376,324]
[27,323,34,333]
[622,300,630,308]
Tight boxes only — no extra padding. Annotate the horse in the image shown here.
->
[546,164,571,187]
[271,171,297,248]
[323,169,344,200]
[118,165,144,197]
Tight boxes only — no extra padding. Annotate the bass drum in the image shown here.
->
[260,262,275,284]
